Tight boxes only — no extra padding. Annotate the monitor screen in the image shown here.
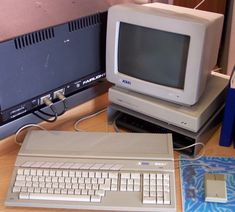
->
[118,22,189,89]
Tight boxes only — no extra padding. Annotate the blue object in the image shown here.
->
[219,66,235,147]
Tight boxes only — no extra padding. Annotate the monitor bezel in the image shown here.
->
[106,4,210,105]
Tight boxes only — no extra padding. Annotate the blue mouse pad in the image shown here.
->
[180,156,235,212]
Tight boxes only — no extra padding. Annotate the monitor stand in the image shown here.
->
[108,103,223,156]
[108,73,228,133]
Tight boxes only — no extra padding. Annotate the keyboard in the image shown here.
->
[5,131,176,211]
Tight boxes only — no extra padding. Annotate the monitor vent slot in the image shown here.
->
[68,13,101,32]
[14,28,55,49]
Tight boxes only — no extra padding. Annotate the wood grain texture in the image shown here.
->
[173,0,227,14]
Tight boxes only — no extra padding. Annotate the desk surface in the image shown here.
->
[0,93,235,212]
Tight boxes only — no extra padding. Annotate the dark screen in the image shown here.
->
[118,23,190,89]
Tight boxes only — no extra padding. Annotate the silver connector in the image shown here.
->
[42,97,53,107]
[55,91,66,101]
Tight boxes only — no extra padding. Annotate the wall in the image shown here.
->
[227,3,235,74]
[0,0,142,42]
[218,0,235,74]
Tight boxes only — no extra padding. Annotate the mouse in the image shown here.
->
[204,173,227,203]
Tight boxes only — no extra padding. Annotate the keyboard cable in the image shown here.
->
[14,124,47,146]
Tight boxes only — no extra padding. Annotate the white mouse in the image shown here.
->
[204,173,227,203]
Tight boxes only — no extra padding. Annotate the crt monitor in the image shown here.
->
[106,3,224,105]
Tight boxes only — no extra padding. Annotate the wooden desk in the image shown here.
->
[0,93,234,212]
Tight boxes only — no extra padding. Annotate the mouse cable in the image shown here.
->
[14,123,47,146]
[174,142,206,170]
[174,142,205,161]
[174,142,205,152]
[74,107,107,132]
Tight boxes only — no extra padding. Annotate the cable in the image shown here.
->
[33,97,58,123]
[174,142,206,170]
[33,104,58,123]
[211,67,222,73]
[174,142,206,161]
[174,142,204,151]
[55,91,68,116]
[74,108,107,131]
[15,93,66,146]
[112,114,123,132]
[36,92,68,118]
[113,119,121,133]
[194,0,206,9]
[15,124,47,146]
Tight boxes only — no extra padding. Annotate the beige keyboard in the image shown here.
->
[13,162,171,205]
[5,131,176,211]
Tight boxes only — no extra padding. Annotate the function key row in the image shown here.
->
[20,161,123,171]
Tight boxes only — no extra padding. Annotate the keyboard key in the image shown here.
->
[70,163,83,170]
[19,192,30,199]
[15,181,26,187]
[16,175,26,181]
[120,184,127,191]
[90,164,104,170]
[157,197,164,204]
[80,164,93,170]
[60,163,74,169]
[131,173,140,179]
[111,184,118,191]
[100,164,114,170]
[121,173,130,179]
[164,191,171,204]
[109,172,118,179]
[143,196,156,204]
[12,186,21,193]
[91,195,102,203]
[109,164,122,171]
[29,193,91,202]
[40,162,54,168]
[134,184,140,192]
[95,189,105,197]
[17,168,24,175]
[24,169,30,176]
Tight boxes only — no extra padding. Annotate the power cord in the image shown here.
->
[194,0,206,9]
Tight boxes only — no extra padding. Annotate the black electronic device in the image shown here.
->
[0,12,109,139]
